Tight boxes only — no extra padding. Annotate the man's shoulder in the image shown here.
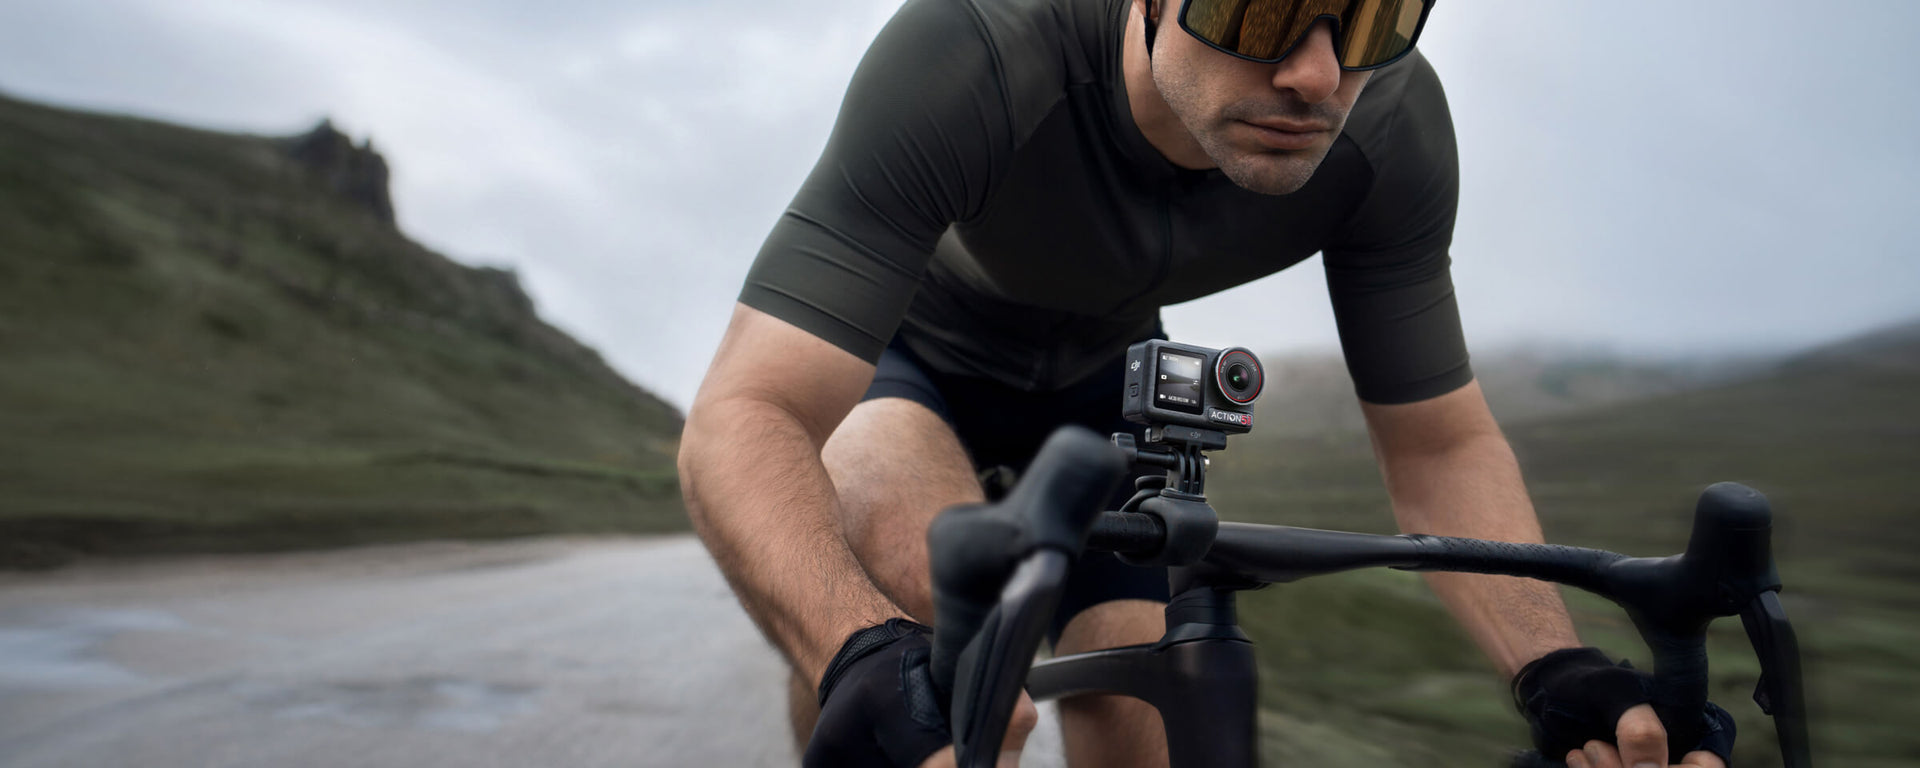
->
[943,0,1120,129]
[832,0,1110,157]
[964,0,1116,64]
[1340,50,1453,168]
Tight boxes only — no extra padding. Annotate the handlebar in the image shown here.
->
[931,426,1811,768]
[1085,509,1165,554]
[1090,486,1809,765]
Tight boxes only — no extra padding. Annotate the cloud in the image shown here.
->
[2,0,1917,409]
[1417,1,1920,353]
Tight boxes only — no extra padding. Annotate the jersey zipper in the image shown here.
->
[1103,180,1177,328]
[1073,178,1179,390]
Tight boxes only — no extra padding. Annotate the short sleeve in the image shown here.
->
[1323,54,1472,405]
[738,0,1016,362]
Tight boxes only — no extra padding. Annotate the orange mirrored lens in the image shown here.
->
[1181,0,1427,67]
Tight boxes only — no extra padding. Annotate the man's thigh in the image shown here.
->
[822,396,983,623]
[1055,599,1170,768]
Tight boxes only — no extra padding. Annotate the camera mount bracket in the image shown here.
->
[1145,424,1229,452]
[1113,425,1227,497]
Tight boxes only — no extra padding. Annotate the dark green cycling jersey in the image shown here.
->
[740,0,1471,404]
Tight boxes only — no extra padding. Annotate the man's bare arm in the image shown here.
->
[678,303,903,683]
[1359,380,1579,677]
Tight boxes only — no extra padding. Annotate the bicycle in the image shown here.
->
[923,344,1811,768]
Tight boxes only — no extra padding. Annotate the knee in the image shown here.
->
[1057,599,1167,654]
[831,474,894,552]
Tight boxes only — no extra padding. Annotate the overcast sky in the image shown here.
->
[3,0,1916,408]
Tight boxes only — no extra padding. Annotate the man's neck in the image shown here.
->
[1122,2,1213,170]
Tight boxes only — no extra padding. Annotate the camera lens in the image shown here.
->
[1213,347,1263,404]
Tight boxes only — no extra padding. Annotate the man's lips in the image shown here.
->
[1239,118,1328,150]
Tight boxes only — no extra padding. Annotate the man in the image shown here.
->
[679,0,1734,766]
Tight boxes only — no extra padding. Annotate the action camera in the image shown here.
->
[1121,340,1263,434]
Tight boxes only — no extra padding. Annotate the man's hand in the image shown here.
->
[915,692,1039,768]
[1561,704,1726,768]
[1511,648,1738,767]
[805,618,1041,767]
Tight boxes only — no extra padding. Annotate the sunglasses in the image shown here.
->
[1174,0,1435,71]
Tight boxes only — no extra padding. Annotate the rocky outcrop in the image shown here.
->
[285,119,395,225]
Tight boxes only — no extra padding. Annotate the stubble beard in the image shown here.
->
[1203,127,1330,195]
[1152,64,1340,196]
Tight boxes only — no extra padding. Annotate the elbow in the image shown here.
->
[677,406,719,529]
[674,394,797,531]
[676,436,701,526]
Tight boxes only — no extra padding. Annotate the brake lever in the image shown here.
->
[1742,590,1812,767]
[1513,588,1814,768]
[930,427,1127,768]
[1511,590,1811,768]
[1584,483,1808,766]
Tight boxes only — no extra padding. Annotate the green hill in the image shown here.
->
[0,94,685,567]
[1208,320,1920,767]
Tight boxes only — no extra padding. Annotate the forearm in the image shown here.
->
[1373,428,1580,677]
[679,399,902,686]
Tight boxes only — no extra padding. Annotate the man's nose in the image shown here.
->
[1270,19,1342,103]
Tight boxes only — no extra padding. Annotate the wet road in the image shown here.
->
[0,536,1064,767]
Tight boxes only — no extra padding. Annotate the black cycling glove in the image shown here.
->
[803,618,952,768]
[1512,647,1736,764]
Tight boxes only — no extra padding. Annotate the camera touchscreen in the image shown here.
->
[1156,350,1205,415]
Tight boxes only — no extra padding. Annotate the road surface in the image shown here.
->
[0,536,1065,767]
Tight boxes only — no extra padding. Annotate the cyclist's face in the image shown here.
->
[1150,2,1372,195]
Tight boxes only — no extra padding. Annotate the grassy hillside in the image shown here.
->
[0,94,686,567]
[1208,321,1920,767]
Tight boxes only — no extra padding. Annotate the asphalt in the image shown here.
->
[0,536,1065,768]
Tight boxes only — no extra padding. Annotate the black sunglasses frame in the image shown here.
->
[1173,0,1437,71]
